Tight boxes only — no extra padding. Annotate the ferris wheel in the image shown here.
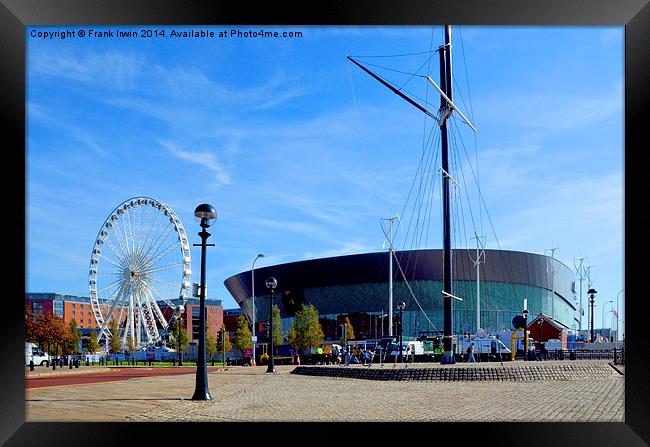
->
[88,197,191,348]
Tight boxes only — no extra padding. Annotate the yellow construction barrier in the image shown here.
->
[510,328,529,361]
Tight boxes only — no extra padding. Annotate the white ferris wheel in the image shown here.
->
[88,197,191,349]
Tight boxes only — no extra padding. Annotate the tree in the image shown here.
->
[233,315,252,353]
[168,318,189,352]
[108,318,122,353]
[342,316,355,343]
[286,322,299,351]
[126,335,137,352]
[271,304,283,348]
[293,304,324,353]
[216,328,232,361]
[65,319,81,354]
[206,332,216,359]
[88,330,100,354]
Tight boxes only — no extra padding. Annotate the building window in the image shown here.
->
[191,307,207,340]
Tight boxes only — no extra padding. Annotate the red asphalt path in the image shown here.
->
[26,367,225,388]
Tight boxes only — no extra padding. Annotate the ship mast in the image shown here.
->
[439,25,455,364]
[348,24,475,364]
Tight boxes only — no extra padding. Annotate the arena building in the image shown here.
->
[224,249,578,341]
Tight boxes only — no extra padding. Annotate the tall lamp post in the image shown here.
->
[191,203,216,401]
[175,303,185,366]
[251,253,265,367]
[616,289,624,342]
[265,277,277,373]
[588,288,597,343]
[523,307,529,360]
[602,300,613,341]
[537,316,544,360]
[397,302,406,363]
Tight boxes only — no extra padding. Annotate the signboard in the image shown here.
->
[512,315,526,329]
[252,336,257,342]
[243,348,252,358]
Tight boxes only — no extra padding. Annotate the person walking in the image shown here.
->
[466,342,476,363]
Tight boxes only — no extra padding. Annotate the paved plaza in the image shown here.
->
[25,361,624,422]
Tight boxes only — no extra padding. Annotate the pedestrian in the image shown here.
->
[466,342,476,363]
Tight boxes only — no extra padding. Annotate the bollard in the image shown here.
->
[29,360,34,371]
[148,360,152,366]
[69,360,73,369]
[75,359,79,368]
[53,359,56,370]
[211,358,214,367]
[173,358,176,366]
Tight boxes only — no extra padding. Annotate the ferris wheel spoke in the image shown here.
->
[150,276,185,290]
[119,211,134,259]
[140,261,184,275]
[146,281,175,305]
[137,223,177,270]
[144,239,180,270]
[139,205,158,257]
[104,231,128,267]
[98,282,128,335]
[112,216,133,261]
[96,276,125,295]
[139,287,161,343]
[137,207,166,263]
[143,286,169,330]
[98,253,125,271]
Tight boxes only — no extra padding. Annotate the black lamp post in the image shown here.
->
[176,303,185,366]
[397,302,406,363]
[191,203,216,401]
[265,277,277,373]
[523,309,529,360]
[588,288,597,342]
[538,317,544,360]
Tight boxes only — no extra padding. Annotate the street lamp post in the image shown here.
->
[251,253,265,367]
[588,288,597,343]
[175,304,185,366]
[397,302,406,363]
[537,317,544,360]
[602,300,613,341]
[265,277,277,373]
[191,204,216,401]
[523,308,529,360]
[616,289,624,342]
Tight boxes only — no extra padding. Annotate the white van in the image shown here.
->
[25,342,49,366]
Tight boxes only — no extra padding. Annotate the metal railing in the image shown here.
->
[536,349,618,361]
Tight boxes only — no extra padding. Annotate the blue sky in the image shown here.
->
[26,25,624,332]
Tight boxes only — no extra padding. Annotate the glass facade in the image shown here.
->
[225,249,578,340]
[288,279,576,339]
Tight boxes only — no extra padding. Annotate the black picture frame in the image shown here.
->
[2,0,647,445]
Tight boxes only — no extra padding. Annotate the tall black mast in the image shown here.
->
[439,25,455,364]
[348,25,472,364]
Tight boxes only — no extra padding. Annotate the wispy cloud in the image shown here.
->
[159,140,231,185]
[302,240,379,260]
[30,50,144,90]
[477,83,623,132]
[28,103,108,156]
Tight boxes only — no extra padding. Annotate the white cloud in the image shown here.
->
[159,140,231,185]
[30,50,144,90]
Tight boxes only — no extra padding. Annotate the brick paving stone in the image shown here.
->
[24,362,624,422]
